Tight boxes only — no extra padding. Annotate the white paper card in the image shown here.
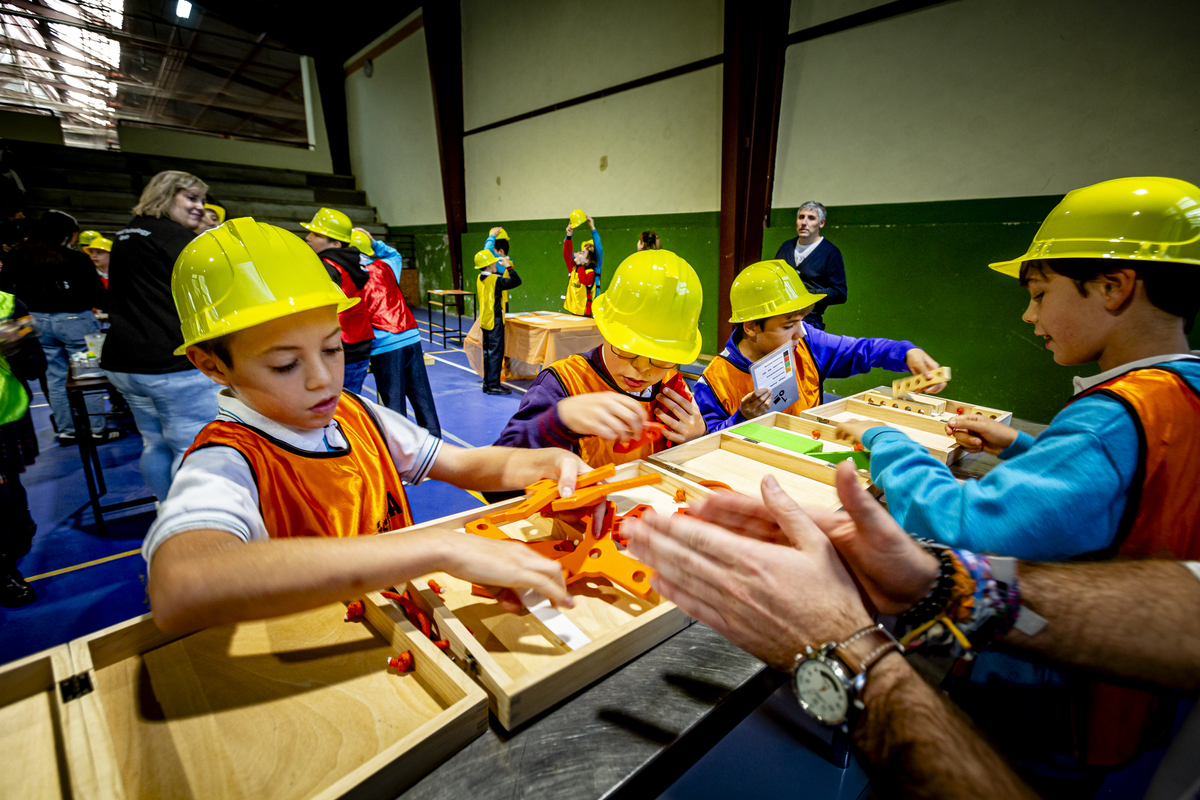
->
[749,340,800,410]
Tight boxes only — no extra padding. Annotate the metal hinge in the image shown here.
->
[652,461,684,476]
[59,673,94,703]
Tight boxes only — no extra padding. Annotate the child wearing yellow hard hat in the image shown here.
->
[694,260,942,433]
[563,209,602,316]
[144,217,584,634]
[476,247,522,395]
[82,234,112,289]
[494,249,707,466]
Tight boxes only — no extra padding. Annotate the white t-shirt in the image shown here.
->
[142,390,441,566]
[793,237,823,265]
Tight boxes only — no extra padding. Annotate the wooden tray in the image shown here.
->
[5,595,488,800]
[799,386,1012,465]
[649,425,877,511]
[398,460,699,729]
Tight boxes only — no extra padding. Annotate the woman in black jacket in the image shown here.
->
[101,171,219,501]
[0,210,116,445]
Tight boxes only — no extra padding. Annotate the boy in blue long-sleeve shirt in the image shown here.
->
[695,260,942,433]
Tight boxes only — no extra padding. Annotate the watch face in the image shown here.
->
[794,659,849,725]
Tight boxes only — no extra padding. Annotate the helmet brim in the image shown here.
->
[174,294,359,356]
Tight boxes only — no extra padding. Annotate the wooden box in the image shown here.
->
[799,387,1012,465]
[399,460,699,729]
[649,423,878,511]
[1,595,488,800]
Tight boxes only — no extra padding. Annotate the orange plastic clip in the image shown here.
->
[344,600,364,621]
[387,652,414,671]
[613,422,666,454]
[550,473,662,511]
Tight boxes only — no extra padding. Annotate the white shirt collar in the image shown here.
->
[216,389,346,451]
[1072,351,1200,395]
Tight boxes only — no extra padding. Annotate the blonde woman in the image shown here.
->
[101,171,219,500]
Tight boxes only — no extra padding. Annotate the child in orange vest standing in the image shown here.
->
[144,218,587,635]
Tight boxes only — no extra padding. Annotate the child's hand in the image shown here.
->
[739,388,772,420]
[565,223,574,235]
[586,214,596,230]
[945,414,1018,455]
[558,392,647,443]
[903,349,946,393]
[836,418,883,446]
[656,385,707,444]
[434,530,574,611]
[511,447,591,497]
[489,227,503,237]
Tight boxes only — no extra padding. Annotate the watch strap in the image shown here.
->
[832,624,903,676]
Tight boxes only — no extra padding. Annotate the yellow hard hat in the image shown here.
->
[78,230,100,248]
[569,209,588,228]
[474,249,499,270]
[84,235,113,253]
[204,203,226,224]
[350,229,374,255]
[171,218,358,356]
[729,260,826,323]
[300,207,353,243]
[494,228,509,241]
[593,249,703,364]
[990,177,1200,277]
[580,239,594,250]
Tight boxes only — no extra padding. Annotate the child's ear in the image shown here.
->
[1100,268,1138,311]
[186,346,232,387]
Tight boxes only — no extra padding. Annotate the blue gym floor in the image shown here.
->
[0,305,1170,799]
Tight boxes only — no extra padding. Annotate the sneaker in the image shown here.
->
[92,427,126,443]
[57,433,77,447]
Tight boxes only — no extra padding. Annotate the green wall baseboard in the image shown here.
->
[390,196,1200,424]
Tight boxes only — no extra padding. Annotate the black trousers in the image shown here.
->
[370,342,441,439]
[482,322,505,390]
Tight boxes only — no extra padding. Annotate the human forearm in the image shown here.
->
[854,653,1038,800]
[148,528,451,634]
[429,444,587,493]
[1002,560,1200,691]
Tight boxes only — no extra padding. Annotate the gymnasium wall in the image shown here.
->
[354,0,1200,423]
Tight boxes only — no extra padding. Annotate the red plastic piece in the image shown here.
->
[387,652,414,671]
[613,421,666,454]
[674,488,686,503]
[433,639,450,651]
[956,407,965,415]
[853,444,865,451]
[811,430,821,439]
[380,590,432,638]
[471,584,493,598]
[344,600,364,621]
[427,579,446,595]
[699,479,733,492]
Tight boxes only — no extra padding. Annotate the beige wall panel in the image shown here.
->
[345,26,447,226]
[461,0,722,131]
[774,0,1200,207]
[789,0,895,32]
[464,66,721,222]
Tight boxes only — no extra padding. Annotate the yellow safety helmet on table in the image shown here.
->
[78,230,101,248]
[729,260,826,322]
[351,229,374,255]
[172,218,358,355]
[83,235,112,253]
[593,249,703,365]
[990,177,1200,277]
[300,207,353,243]
[569,209,588,228]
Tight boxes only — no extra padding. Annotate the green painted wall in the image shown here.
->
[394,197,1200,425]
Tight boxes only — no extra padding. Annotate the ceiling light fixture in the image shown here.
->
[176,0,192,19]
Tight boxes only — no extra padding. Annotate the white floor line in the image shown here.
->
[501,382,528,394]
[360,384,476,449]
[430,354,480,375]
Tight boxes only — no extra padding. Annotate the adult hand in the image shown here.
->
[429,530,574,611]
[945,414,1019,455]
[656,384,707,444]
[738,388,772,420]
[835,418,882,446]
[558,392,647,443]
[624,475,873,670]
[904,349,946,393]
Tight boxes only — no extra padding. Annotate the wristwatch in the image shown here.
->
[792,623,903,731]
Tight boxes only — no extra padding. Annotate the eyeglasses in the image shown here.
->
[608,346,677,370]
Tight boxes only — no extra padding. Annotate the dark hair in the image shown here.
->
[1019,258,1200,333]
[196,334,234,367]
[493,238,509,255]
[29,209,79,245]
[639,231,660,250]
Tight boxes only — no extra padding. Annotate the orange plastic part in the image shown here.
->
[698,479,733,492]
[811,430,821,439]
[550,473,662,511]
[387,652,413,671]
[613,421,666,454]
[344,600,364,621]
[674,488,686,503]
[484,464,616,526]
[552,500,654,598]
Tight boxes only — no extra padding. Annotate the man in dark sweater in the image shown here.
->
[773,201,847,330]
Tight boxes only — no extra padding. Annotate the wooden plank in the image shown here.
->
[862,390,945,416]
[845,398,953,437]
[892,366,952,396]
[0,646,74,800]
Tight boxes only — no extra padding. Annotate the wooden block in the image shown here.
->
[892,366,952,396]
[862,391,944,416]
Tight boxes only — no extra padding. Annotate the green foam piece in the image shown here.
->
[807,449,871,470]
[730,423,824,455]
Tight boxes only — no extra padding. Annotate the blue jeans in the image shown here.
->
[104,368,219,501]
[370,342,441,438]
[344,357,370,395]
[31,311,104,436]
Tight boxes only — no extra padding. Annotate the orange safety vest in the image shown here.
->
[184,392,414,538]
[547,353,671,466]
[1065,362,1200,766]
[701,338,822,419]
